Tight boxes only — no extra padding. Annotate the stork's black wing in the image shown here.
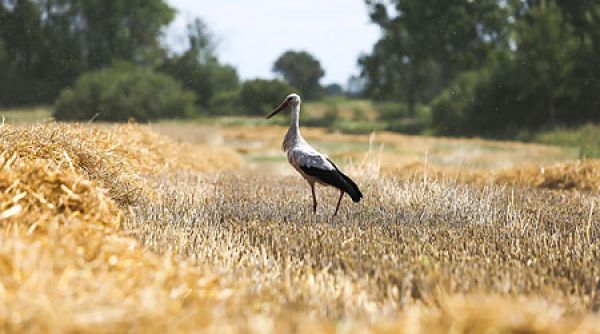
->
[299,159,363,203]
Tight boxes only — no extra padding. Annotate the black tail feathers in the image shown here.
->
[327,159,363,202]
[339,172,363,202]
[300,159,364,203]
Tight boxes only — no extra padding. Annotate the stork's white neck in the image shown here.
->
[290,103,300,132]
[283,103,303,151]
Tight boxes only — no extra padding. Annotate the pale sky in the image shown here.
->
[165,1,381,86]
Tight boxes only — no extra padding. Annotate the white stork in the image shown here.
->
[267,93,363,215]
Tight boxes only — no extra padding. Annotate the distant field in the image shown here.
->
[533,124,600,159]
[1,121,600,332]
[303,97,378,120]
[152,123,578,172]
[4,104,599,160]
[1,106,591,189]
[0,106,52,123]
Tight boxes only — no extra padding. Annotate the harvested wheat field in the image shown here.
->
[2,122,600,333]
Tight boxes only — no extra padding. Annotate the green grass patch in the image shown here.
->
[246,154,287,163]
[333,120,387,134]
[1,106,53,123]
[532,124,600,159]
[311,139,393,155]
[303,97,378,121]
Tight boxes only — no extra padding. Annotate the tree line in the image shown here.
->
[2,0,598,136]
[0,0,174,106]
[359,0,600,136]
[0,0,327,121]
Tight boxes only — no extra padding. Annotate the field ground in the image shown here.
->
[1,106,53,123]
[4,103,598,159]
[1,111,600,332]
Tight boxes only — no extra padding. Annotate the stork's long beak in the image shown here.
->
[266,99,289,119]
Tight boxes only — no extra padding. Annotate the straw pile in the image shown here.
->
[0,153,251,332]
[382,159,600,192]
[0,123,248,332]
[0,123,240,204]
[494,160,600,192]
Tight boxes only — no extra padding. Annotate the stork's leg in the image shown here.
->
[310,183,317,214]
[333,190,344,216]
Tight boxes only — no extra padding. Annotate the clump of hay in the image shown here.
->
[0,146,248,332]
[382,160,600,192]
[381,161,456,181]
[494,160,600,192]
[0,122,247,331]
[109,124,241,174]
[387,295,600,334]
[0,123,241,204]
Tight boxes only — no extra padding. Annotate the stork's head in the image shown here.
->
[266,93,301,119]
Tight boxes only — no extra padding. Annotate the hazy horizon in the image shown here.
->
[165,1,381,85]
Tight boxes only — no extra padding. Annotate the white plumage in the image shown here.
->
[267,93,363,215]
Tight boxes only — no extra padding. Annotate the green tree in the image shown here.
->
[159,18,239,109]
[324,83,343,96]
[0,0,49,104]
[54,63,197,122]
[75,0,174,68]
[272,50,324,100]
[360,0,508,117]
[0,0,175,106]
[239,79,294,115]
[431,1,600,136]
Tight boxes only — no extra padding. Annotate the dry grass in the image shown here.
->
[0,123,249,332]
[153,124,576,170]
[495,160,600,192]
[127,170,600,314]
[2,121,600,333]
[383,159,600,192]
[0,123,241,204]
